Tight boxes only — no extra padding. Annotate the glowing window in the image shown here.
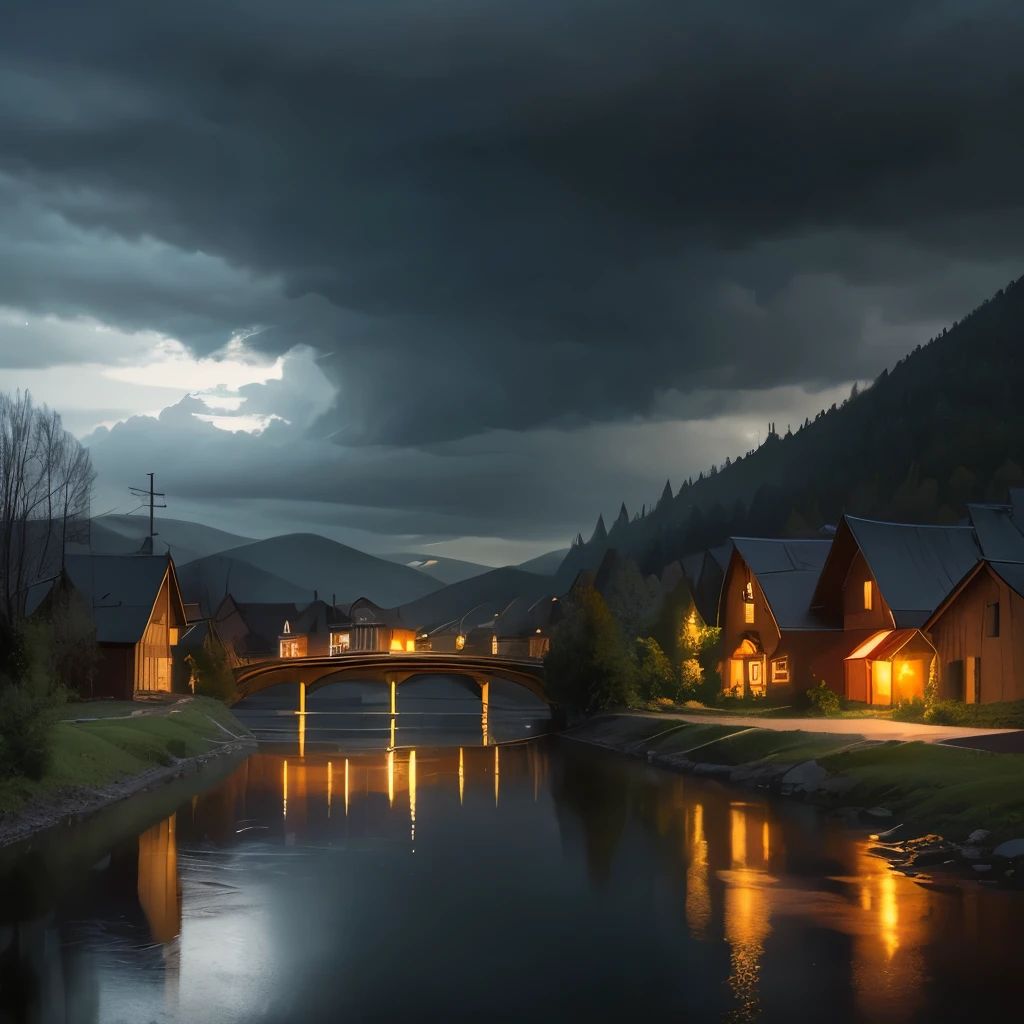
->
[863,581,873,611]
[283,620,291,634]
[770,657,789,683]
[280,637,307,658]
[743,581,753,601]
[491,634,498,655]
[455,634,466,651]
[330,632,350,656]
[744,601,755,624]
[168,627,179,646]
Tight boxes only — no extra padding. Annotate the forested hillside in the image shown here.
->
[557,274,1024,585]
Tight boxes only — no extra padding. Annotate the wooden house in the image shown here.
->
[925,560,1024,703]
[718,538,837,698]
[346,598,416,652]
[809,516,981,704]
[27,554,187,699]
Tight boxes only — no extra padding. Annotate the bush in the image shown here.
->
[806,681,841,717]
[0,684,59,780]
[924,699,968,726]
[187,643,236,703]
[635,637,675,702]
[892,696,926,722]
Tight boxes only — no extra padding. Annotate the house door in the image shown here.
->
[747,659,764,697]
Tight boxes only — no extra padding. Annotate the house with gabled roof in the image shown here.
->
[27,553,187,699]
[810,515,982,704]
[718,537,838,698]
[922,500,1024,704]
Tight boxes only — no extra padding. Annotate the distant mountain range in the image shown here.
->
[72,514,567,622]
[555,273,1024,581]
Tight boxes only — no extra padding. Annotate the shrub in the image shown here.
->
[806,681,841,717]
[0,684,59,780]
[187,643,236,703]
[635,637,675,702]
[924,699,968,726]
[892,696,926,722]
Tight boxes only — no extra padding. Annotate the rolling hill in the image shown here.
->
[516,548,569,575]
[212,533,443,608]
[380,552,491,586]
[175,555,312,614]
[397,567,554,630]
[88,514,254,565]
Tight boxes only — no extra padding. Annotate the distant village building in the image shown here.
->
[493,595,561,658]
[27,554,187,699]
[718,538,835,698]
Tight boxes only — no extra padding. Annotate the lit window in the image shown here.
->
[455,634,466,651]
[744,601,755,624]
[168,627,179,646]
[280,637,307,658]
[491,634,498,655]
[743,582,753,601]
[283,620,291,634]
[863,581,873,611]
[330,631,350,656]
[986,602,1000,638]
[771,657,789,684]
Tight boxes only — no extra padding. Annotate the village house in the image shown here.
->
[809,516,982,705]
[718,537,836,698]
[26,553,188,700]
[925,560,1024,704]
[493,595,561,658]
[921,499,1024,703]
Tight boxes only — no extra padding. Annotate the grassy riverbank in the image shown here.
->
[566,714,1024,843]
[0,697,251,821]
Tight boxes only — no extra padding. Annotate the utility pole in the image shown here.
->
[129,473,166,554]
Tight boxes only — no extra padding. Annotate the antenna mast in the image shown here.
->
[129,473,167,554]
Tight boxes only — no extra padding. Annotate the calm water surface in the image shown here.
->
[2,707,1023,1022]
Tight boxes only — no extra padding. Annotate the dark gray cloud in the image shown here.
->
[2,1,1024,444]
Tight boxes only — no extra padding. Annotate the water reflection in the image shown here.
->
[4,740,1024,1022]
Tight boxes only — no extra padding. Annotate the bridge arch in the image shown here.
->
[231,652,549,705]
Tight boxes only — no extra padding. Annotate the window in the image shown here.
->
[455,634,466,651]
[744,601,755,624]
[491,634,499,655]
[330,631,351,656]
[168,627,179,646]
[771,657,789,684]
[985,601,1000,638]
[280,637,307,658]
[743,581,753,601]
[283,620,291,634]
[863,580,873,611]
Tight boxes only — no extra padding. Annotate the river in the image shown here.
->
[1,696,1023,1022]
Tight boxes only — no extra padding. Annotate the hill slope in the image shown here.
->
[88,514,254,564]
[558,274,1024,580]
[176,556,312,613]
[380,552,491,586]
[215,534,442,607]
[397,567,554,629]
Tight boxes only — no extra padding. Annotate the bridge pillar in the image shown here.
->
[299,681,306,715]
[387,675,397,748]
[478,678,490,746]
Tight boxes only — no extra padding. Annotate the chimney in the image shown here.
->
[332,593,336,608]
[314,589,318,601]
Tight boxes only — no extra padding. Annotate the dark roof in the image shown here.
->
[844,627,931,662]
[987,561,1024,599]
[707,543,733,574]
[348,597,405,628]
[681,553,704,588]
[182,602,203,623]
[967,504,1024,562]
[729,538,834,631]
[842,517,981,628]
[27,554,179,644]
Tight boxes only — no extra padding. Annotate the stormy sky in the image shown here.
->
[1,1,1023,563]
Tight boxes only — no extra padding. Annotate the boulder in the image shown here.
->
[993,838,1024,860]
[819,775,858,797]
[781,760,827,794]
[966,829,991,845]
[960,846,983,861]
[973,864,993,873]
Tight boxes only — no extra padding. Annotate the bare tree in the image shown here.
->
[0,390,95,625]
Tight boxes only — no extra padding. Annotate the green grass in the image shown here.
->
[685,728,860,766]
[818,741,1024,841]
[0,698,248,818]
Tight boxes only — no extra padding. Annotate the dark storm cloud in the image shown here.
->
[2,1,1024,440]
